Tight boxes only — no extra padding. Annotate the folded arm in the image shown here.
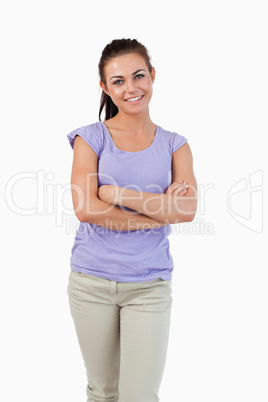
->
[99,142,198,224]
[70,135,168,232]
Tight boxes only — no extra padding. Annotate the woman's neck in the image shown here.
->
[108,111,155,135]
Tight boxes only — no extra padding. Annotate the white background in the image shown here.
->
[1,0,267,401]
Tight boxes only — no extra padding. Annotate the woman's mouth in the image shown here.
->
[125,95,144,104]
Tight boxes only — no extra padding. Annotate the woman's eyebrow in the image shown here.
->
[109,69,146,81]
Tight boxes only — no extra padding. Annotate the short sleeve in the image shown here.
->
[67,123,103,157]
[172,132,188,153]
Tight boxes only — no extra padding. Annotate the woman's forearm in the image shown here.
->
[109,187,197,223]
[79,198,168,232]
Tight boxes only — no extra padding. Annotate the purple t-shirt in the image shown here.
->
[67,121,188,282]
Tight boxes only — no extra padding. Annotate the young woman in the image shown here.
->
[67,38,197,402]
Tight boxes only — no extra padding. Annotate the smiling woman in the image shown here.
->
[99,52,155,120]
[66,38,197,402]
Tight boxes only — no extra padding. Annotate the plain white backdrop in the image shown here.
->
[1,0,267,401]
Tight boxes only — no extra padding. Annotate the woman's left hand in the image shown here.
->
[98,185,119,204]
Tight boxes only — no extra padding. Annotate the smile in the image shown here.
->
[125,95,144,104]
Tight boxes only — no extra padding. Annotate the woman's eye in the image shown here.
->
[113,74,144,85]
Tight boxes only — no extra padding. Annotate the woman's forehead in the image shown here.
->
[105,54,147,76]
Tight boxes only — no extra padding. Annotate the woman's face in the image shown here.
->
[100,53,155,116]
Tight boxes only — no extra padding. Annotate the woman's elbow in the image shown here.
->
[173,203,197,223]
[76,211,87,222]
[73,200,99,223]
[174,212,196,223]
[184,212,196,222]
[184,204,197,222]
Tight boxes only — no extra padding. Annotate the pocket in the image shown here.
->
[67,270,88,300]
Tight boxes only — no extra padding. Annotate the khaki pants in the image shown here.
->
[67,270,173,402]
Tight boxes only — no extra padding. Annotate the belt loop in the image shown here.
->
[109,280,117,296]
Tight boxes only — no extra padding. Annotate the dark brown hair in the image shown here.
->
[98,38,153,121]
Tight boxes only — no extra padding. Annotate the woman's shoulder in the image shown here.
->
[67,121,104,153]
[158,124,188,153]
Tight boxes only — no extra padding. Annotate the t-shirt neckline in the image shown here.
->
[100,121,159,154]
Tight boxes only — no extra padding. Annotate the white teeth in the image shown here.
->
[126,95,142,102]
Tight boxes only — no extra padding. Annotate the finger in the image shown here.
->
[172,187,188,196]
[171,182,189,192]
[170,181,188,190]
[166,183,188,194]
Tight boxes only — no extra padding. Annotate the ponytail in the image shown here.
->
[99,92,118,121]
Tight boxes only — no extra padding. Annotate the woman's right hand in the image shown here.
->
[165,179,189,196]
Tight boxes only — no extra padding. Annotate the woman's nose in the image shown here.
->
[125,80,137,93]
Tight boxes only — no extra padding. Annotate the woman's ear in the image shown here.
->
[100,81,109,96]
[151,67,156,84]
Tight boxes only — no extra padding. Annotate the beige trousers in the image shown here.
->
[67,270,173,402]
